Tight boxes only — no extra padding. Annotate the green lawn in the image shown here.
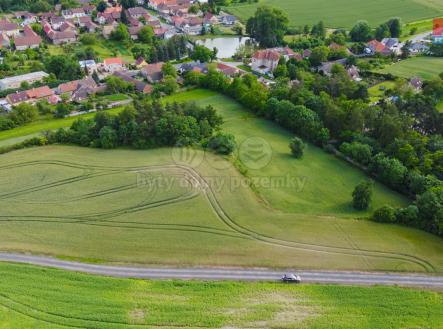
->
[0,107,125,143]
[437,99,443,112]
[0,262,441,329]
[0,90,442,273]
[402,18,434,40]
[101,93,131,102]
[375,57,443,80]
[368,81,396,102]
[224,0,443,28]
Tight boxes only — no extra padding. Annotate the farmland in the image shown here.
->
[224,0,443,28]
[1,262,441,329]
[375,57,443,80]
[0,90,442,272]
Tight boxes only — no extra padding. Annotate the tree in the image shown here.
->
[191,45,213,62]
[289,137,304,158]
[105,76,133,93]
[99,126,118,149]
[311,21,326,39]
[207,132,236,155]
[350,20,372,42]
[30,0,51,13]
[137,26,154,44]
[161,75,179,95]
[372,205,397,223]
[9,103,38,125]
[387,18,402,38]
[44,55,83,80]
[375,24,390,41]
[352,180,373,210]
[96,1,107,12]
[111,23,130,42]
[246,6,289,47]
[120,0,136,9]
[161,62,177,78]
[54,103,72,118]
[310,46,329,66]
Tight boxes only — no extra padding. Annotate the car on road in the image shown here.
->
[281,273,301,283]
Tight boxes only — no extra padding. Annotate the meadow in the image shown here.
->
[0,90,442,273]
[0,262,441,329]
[375,57,443,80]
[224,0,443,28]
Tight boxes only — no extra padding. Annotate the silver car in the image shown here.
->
[281,273,301,283]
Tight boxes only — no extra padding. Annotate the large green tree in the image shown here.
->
[246,6,289,48]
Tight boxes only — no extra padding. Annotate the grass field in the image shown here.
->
[0,263,441,329]
[224,0,443,28]
[0,90,442,273]
[0,107,124,144]
[375,57,443,80]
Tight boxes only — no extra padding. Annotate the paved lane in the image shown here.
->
[1,253,442,288]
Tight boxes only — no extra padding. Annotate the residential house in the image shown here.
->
[128,25,142,40]
[251,49,280,74]
[0,19,20,37]
[0,34,10,49]
[127,7,148,19]
[176,61,208,74]
[135,57,148,68]
[409,77,423,91]
[141,62,164,82]
[365,40,391,56]
[103,57,125,72]
[113,71,153,94]
[79,59,97,74]
[14,25,42,50]
[102,23,117,38]
[219,15,236,26]
[409,42,430,55]
[43,21,77,45]
[6,91,29,105]
[0,71,49,90]
[381,38,400,54]
[62,8,87,19]
[216,63,240,77]
[203,12,218,26]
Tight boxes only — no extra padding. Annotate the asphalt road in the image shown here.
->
[1,253,443,288]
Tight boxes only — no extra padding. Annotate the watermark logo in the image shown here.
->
[171,145,204,168]
[238,137,273,170]
[432,18,443,44]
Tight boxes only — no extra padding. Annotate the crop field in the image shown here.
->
[224,0,443,28]
[0,262,441,329]
[375,57,443,80]
[0,90,442,273]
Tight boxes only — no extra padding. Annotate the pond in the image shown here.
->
[196,37,251,59]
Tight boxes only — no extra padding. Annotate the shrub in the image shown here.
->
[207,133,236,155]
[289,137,305,158]
[372,205,396,223]
[352,180,373,210]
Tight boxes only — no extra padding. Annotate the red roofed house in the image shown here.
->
[365,40,391,56]
[251,49,280,74]
[141,62,164,83]
[6,91,29,105]
[26,85,54,102]
[0,19,20,37]
[14,25,42,50]
[216,63,240,77]
[103,57,124,72]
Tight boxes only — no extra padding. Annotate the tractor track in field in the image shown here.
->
[0,160,436,272]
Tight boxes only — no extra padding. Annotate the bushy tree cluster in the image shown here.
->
[48,100,224,150]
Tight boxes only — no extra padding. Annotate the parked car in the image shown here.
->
[281,273,301,283]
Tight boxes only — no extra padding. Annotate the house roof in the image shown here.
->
[26,85,53,99]
[104,57,124,66]
[58,80,79,93]
[7,91,29,104]
[127,7,148,16]
[252,49,280,62]
[14,26,42,47]
[0,19,19,31]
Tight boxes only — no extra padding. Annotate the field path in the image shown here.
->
[0,253,442,288]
